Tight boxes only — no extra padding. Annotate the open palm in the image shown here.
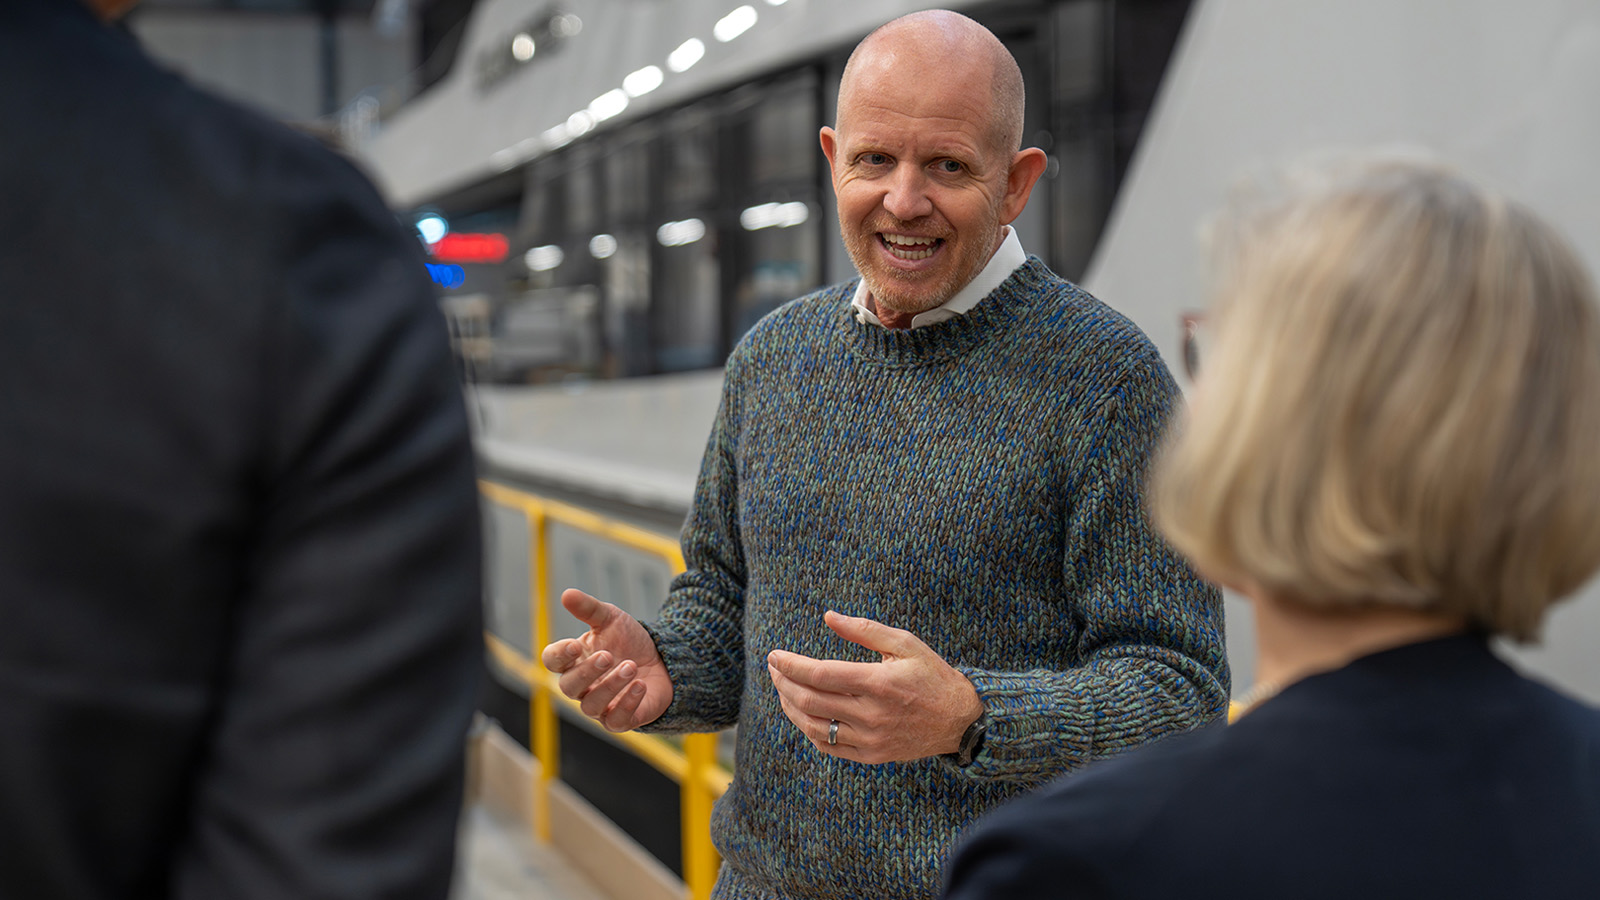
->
[540,589,674,732]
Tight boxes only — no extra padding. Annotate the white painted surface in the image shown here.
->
[1087,0,1600,701]
[473,370,724,514]
[1087,0,1600,369]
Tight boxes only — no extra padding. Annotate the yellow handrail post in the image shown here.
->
[681,733,720,900]
[480,480,730,895]
[530,503,558,843]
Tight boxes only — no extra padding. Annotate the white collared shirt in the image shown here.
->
[850,226,1027,329]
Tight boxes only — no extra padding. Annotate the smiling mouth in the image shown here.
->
[879,233,942,261]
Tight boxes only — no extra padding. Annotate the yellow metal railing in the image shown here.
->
[479,480,729,900]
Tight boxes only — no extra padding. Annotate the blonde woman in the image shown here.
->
[942,157,1600,899]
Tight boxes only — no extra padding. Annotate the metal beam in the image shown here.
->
[134,0,376,14]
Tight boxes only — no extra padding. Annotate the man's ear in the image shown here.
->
[820,126,840,170]
[999,147,1049,225]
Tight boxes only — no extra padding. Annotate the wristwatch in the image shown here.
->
[952,708,988,767]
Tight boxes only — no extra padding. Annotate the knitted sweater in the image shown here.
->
[643,258,1229,900]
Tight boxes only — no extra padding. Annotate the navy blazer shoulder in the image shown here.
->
[944,635,1600,900]
[0,3,483,899]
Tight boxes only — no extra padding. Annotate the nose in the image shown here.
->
[881,163,934,221]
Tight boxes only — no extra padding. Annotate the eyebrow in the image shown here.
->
[843,136,983,161]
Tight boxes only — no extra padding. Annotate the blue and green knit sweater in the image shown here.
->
[642,257,1229,899]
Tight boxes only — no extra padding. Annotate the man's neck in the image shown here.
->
[869,301,919,330]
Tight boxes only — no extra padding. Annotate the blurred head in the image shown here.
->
[1153,155,1600,642]
[82,0,139,21]
[820,10,1047,319]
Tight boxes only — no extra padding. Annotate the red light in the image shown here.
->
[431,232,510,264]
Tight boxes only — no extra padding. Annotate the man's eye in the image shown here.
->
[936,160,964,174]
[862,153,890,166]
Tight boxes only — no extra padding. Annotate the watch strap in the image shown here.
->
[953,709,988,766]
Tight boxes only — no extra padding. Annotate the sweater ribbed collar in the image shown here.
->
[834,256,1056,367]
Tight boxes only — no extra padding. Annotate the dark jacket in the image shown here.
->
[943,634,1600,900]
[0,2,483,898]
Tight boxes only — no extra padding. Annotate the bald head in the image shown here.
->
[838,10,1026,155]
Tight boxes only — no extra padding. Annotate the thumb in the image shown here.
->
[560,588,616,630]
[824,610,916,659]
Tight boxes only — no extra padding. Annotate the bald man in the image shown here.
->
[544,11,1228,899]
[0,1,482,898]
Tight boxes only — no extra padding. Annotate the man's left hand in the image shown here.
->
[766,611,983,764]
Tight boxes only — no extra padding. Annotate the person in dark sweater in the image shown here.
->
[542,10,1229,899]
[942,156,1600,900]
[0,2,483,898]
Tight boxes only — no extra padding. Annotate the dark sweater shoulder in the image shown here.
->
[962,717,1230,854]
[943,722,1226,900]
[947,636,1600,900]
[984,636,1600,833]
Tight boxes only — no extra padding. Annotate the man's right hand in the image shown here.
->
[540,588,673,732]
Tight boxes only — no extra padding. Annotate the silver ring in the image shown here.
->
[828,719,839,746]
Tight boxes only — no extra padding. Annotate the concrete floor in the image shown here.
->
[450,802,609,900]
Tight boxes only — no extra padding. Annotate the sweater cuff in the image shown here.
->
[635,621,738,734]
[937,667,1094,782]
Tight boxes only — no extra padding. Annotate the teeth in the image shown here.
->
[888,246,933,260]
[881,233,937,260]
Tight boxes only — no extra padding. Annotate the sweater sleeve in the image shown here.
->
[946,353,1230,782]
[636,360,749,734]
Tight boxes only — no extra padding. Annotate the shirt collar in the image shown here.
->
[851,226,1027,329]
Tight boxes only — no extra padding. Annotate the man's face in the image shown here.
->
[821,64,1016,318]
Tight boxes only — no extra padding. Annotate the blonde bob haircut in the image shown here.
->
[1152,155,1600,642]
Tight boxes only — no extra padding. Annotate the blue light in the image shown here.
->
[427,263,465,289]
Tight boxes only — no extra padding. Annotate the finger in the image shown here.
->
[822,742,870,764]
[560,588,618,630]
[824,610,919,658]
[556,649,614,700]
[540,638,584,673]
[767,648,875,694]
[820,715,855,751]
[578,658,639,720]
[774,681,848,750]
[772,679,812,733]
[600,680,648,733]
[769,663,853,723]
